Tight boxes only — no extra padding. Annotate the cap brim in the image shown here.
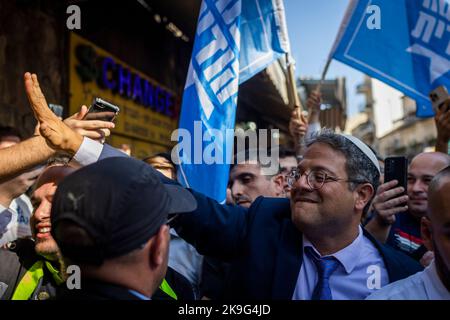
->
[164,184,197,214]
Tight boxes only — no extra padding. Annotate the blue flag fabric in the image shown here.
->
[176,0,290,202]
[331,0,450,117]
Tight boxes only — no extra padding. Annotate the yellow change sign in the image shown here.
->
[69,33,178,159]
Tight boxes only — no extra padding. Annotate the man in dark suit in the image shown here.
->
[89,132,421,299]
[165,132,422,299]
[24,73,422,300]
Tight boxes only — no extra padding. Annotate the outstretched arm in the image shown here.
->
[0,136,54,181]
[171,189,251,260]
[0,73,115,180]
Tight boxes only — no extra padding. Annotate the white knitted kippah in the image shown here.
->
[341,134,381,174]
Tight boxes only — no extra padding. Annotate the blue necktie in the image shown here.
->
[305,247,340,300]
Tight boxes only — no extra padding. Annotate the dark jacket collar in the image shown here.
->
[56,278,144,300]
[271,219,303,299]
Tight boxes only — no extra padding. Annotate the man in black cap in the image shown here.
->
[51,157,197,300]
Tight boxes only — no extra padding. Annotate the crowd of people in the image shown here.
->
[0,72,449,300]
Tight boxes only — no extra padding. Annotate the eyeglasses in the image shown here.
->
[287,169,366,190]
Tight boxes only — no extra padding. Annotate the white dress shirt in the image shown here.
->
[366,260,450,300]
[0,194,33,245]
[72,137,104,166]
[292,226,389,300]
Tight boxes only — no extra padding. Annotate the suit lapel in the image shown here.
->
[271,219,303,299]
[362,228,398,282]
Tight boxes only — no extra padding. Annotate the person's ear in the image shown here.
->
[421,216,434,251]
[148,224,170,268]
[272,174,285,196]
[354,183,374,212]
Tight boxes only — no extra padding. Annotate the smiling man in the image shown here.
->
[366,152,450,262]
[0,160,75,300]
[157,131,422,299]
[30,164,75,262]
[367,166,450,300]
[389,153,450,255]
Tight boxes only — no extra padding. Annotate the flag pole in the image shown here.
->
[286,53,303,111]
[316,56,332,93]
[285,53,307,154]
[285,53,303,116]
[317,0,357,93]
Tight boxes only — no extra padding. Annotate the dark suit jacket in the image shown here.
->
[99,144,423,300]
[169,190,423,299]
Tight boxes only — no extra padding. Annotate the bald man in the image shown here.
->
[367,166,450,299]
[366,152,450,262]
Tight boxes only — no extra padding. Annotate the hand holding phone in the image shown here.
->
[384,156,408,194]
[370,156,409,225]
[84,98,120,122]
[64,101,117,143]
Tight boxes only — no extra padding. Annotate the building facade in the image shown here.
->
[0,0,293,158]
[350,75,438,159]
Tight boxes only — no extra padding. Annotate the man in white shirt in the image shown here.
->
[367,165,450,300]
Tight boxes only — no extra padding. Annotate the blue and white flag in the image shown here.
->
[330,0,450,117]
[175,0,290,202]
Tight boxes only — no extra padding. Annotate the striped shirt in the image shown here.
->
[386,212,423,259]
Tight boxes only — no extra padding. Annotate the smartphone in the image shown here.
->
[384,156,408,195]
[429,85,449,113]
[48,103,64,118]
[84,98,120,122]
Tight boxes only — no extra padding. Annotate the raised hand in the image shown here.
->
[24,72,83,154]
[306,91,321,124]
[289,108,308,140]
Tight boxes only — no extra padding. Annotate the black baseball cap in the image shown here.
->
[50,157,197,265]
